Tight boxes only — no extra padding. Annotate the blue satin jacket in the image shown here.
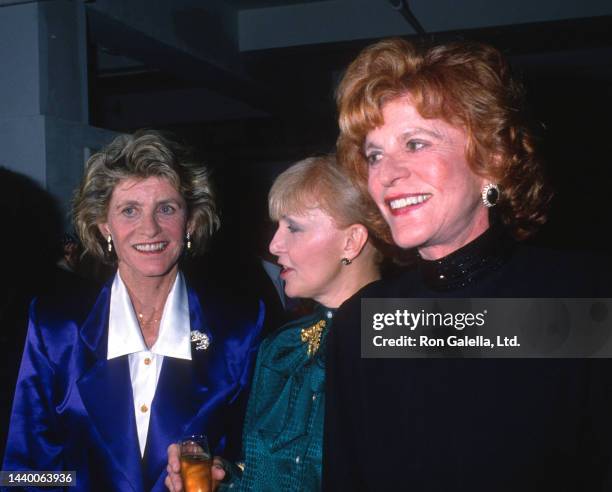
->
[3,278,264,492]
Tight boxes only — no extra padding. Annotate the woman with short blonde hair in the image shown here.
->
[4,130,263,492]
[74,130,219,261]
[166,154,383,491]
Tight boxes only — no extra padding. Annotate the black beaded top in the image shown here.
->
[417,225,515,292]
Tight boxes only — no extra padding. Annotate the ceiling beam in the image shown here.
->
[238,0,612,52]
[86,3,275,113]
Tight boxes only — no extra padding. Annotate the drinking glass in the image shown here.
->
[179,434,212,492]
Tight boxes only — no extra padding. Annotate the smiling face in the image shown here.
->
[98,176,189,285]
[365,95,489,260]
[268,207,350,307]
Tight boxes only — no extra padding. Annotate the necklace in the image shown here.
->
[137,310,160,327]
[418,224,513,291]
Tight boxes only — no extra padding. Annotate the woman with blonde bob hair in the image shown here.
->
[4,130,264,492]
[324,38,612,491]
[74,131,220,262]
[166,155,383,491]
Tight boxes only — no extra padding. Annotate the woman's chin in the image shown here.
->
[283,284,304,301]
[391,230,426,250]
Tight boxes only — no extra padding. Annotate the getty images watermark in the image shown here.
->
[361,298,612,358]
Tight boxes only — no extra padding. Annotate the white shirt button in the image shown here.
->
[295,456,300,464]
[326,311,333,319]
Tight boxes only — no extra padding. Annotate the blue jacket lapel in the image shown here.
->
[142,285,214,491]
[77,282,144,492]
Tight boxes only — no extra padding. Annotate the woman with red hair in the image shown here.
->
[324,38,612,491]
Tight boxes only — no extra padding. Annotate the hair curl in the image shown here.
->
[336,38,552,240]
[73,130,220,263]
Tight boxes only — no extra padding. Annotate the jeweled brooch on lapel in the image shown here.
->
[301,319,326,357]
[190,330,210,351]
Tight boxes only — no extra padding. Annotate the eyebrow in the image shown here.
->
[282,214,312,228]
[113,198,183,209]
[282,215,301,224]
[113,200,139,209]
[365,127,443,150]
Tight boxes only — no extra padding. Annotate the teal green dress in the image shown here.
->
[233,305,334,491]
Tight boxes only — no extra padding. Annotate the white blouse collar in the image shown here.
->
[107,271,192,361]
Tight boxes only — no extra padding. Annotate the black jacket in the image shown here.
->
[323,227,612,491]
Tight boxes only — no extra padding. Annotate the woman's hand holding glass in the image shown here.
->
[165,439,226,492]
